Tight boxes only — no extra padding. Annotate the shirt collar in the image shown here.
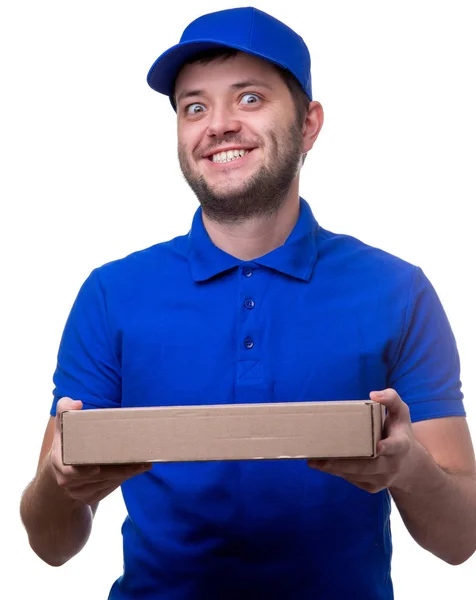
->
[187,198,320,283]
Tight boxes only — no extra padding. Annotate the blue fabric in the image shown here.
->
[51,198,464,599]
[146,7,312,104]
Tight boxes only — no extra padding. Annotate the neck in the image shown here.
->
[202,186,301,261]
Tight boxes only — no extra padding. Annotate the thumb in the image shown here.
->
[369,388,410,422]
[55,397,83,430]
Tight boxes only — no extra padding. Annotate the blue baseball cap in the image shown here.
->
[147,7,312,108]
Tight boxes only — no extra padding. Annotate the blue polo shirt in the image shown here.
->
[51,198,464,600]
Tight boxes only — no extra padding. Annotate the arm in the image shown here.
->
[309,389,476,565]
[20,401,95,567]
[390,411,476,565]
[20,397,150,567]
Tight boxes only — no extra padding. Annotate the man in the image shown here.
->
[20,6,476,599]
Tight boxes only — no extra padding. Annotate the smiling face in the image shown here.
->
[174,51,306,223]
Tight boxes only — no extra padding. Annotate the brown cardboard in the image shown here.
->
[61,400,385,465]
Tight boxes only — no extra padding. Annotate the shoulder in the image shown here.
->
[316,225,420,285]
[91,233,190,286]
[70,233,191,309]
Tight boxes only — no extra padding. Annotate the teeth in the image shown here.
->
[211,149,250,163]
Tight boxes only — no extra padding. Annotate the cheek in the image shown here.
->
[178,123,204,158]
[178,142,198,171]
[258,129,279,159]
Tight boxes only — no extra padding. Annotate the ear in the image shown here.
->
[302,101,324,153]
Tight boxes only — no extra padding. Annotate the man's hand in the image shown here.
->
[308,389,416,493]
[46,397,151,505]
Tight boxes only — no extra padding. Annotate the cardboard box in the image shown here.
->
[61,400,385,465]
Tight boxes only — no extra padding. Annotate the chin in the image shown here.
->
[208,184,250,199]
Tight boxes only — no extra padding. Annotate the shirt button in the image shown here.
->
[243,267,254,278]
[244,337,254,350]
[244,298,255,310]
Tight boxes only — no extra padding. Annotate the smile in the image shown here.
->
[209,149,251,164]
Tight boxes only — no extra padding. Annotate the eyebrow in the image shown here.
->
[175,78,274,105]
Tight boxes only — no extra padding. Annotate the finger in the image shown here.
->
[308,461,395,492]
[55,461,150,487]
[307,463,390,493]
[346,479,388,494]
[67,475,123,491]
[66,480,122,503]
[308,457,386,477]
[59,464,101,479]
[90,463,152,480]
[55,465,100,489]
[57,463,148,490]
[369,388,410,422]
[66,463,151,490]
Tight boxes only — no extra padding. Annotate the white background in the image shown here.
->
[2,1,475,598]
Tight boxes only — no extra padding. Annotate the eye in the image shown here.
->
[185,103,206,115]
[240,93,260,105]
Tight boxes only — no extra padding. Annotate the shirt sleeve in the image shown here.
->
[50,268,121,416]
[387,266,465,422]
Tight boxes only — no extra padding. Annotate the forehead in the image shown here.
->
[174,51,284,97]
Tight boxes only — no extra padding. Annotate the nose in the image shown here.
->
[206,104,242,138]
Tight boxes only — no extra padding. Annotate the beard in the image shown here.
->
[178,119,304,224]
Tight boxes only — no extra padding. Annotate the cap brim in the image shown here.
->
[147,41,239,97]
[146,40,288,109]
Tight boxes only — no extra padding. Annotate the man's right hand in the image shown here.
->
[47,397,152,506]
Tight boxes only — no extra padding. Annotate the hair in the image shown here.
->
[171,48,311,128]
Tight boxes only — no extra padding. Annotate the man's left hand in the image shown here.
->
[308,389,417,493]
